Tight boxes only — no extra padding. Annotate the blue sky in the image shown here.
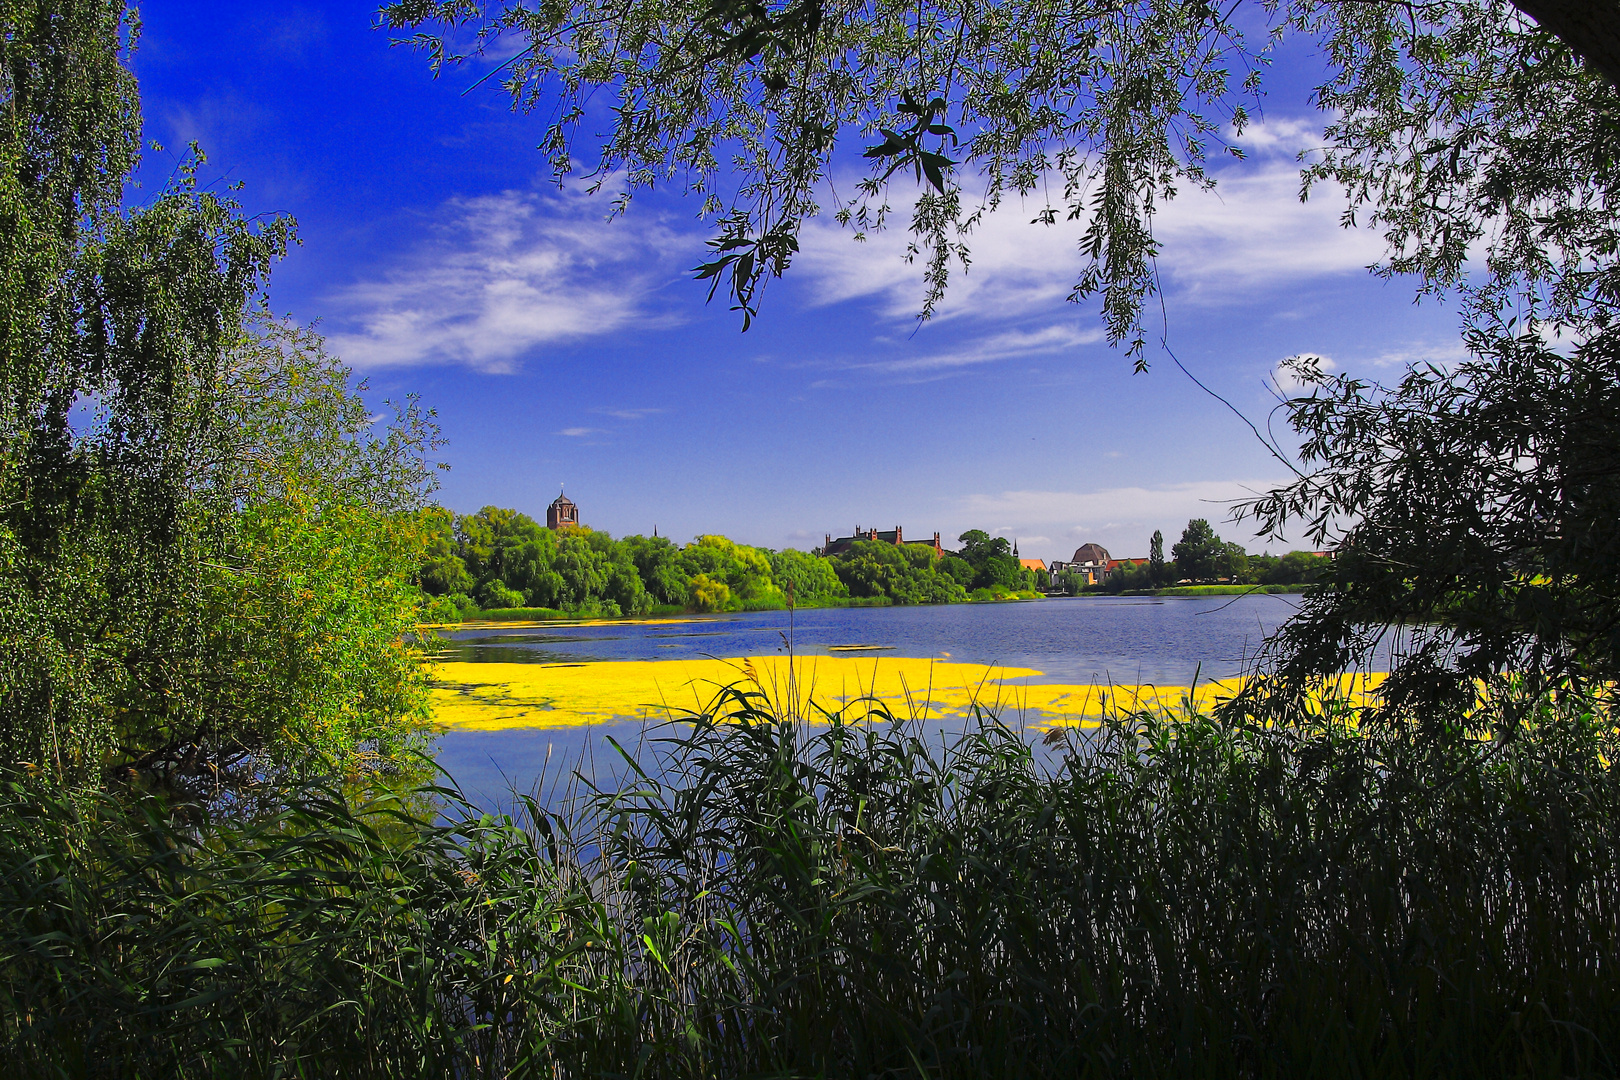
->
[132,2,1464,561]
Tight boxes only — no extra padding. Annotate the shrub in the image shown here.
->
[688,573,732,612]
[477,579,526,610]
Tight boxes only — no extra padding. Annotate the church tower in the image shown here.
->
[546,487,579,530]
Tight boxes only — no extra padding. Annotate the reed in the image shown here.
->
[3,685,1618,1078]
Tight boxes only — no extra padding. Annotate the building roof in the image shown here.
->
[1071,542,1112,565]
[1019,558,1047,571]
[549,491,576,509]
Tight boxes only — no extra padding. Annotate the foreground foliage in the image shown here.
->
[0,2,440,788]
[6,686,1618,1078]
[1243,332,1620,718]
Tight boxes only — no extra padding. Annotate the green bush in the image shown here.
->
[768,548,849,606]
[830,539,966,605]
[477,579,526,610]
[420,594,463,623]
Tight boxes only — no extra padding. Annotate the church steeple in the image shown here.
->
[1013,538,1020,557]
[546,486,579,530]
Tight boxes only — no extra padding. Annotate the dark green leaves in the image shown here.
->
[862,91,960,194]
[1238,328,1620,727]
[699,0,824,66]
[692,218,800,330]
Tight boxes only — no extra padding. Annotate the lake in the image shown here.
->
[432,593,1300,684]
[431,593,1362,808]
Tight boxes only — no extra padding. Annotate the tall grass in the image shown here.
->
[4,686,1618,1077]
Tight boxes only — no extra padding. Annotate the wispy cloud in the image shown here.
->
[794,204,1078,324]
[1361,341,1471,369]
[556,426,602,437]
[793,121,1381,325]
[595,407,665,420]
[844,325,1103,381]
[1151,166,1383,301]
[326,189,686,372]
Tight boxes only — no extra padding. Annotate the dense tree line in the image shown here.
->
[420,510,807,616]
[418,514,1049,615]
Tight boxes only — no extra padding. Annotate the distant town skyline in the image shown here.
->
[135,2,1462,562]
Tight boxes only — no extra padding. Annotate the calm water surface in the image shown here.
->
[432,594,1298,683]
[434,595,1326,808]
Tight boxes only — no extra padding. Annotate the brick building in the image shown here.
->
[546,489,580,530]
[822,525,945,559]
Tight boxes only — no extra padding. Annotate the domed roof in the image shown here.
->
[1071,542,1112,565]
[549,489,576,508]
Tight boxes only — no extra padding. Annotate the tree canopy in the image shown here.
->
[416,511,1042,612]
[384,0,1615,355]
[1172,520,1224,584]
[0,0,442,788]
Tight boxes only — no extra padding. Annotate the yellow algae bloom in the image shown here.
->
[430,655,1034,730]
[427,655,1387,731]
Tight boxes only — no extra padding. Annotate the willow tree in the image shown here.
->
[385,0,1620,722]
[1,1,441,787]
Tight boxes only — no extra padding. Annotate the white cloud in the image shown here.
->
[794,202,1080,324]
[325,189,685,372]
[1226,116,1323,159]
[557,426,601,437]
[1151,167,1384,300]
[794,129,1382,325]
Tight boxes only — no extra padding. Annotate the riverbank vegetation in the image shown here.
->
[7,681,1618,1077]
[1066,519,1334,596]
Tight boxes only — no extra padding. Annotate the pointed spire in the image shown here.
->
[1013,538,1020,557]
[653,524,658,538]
